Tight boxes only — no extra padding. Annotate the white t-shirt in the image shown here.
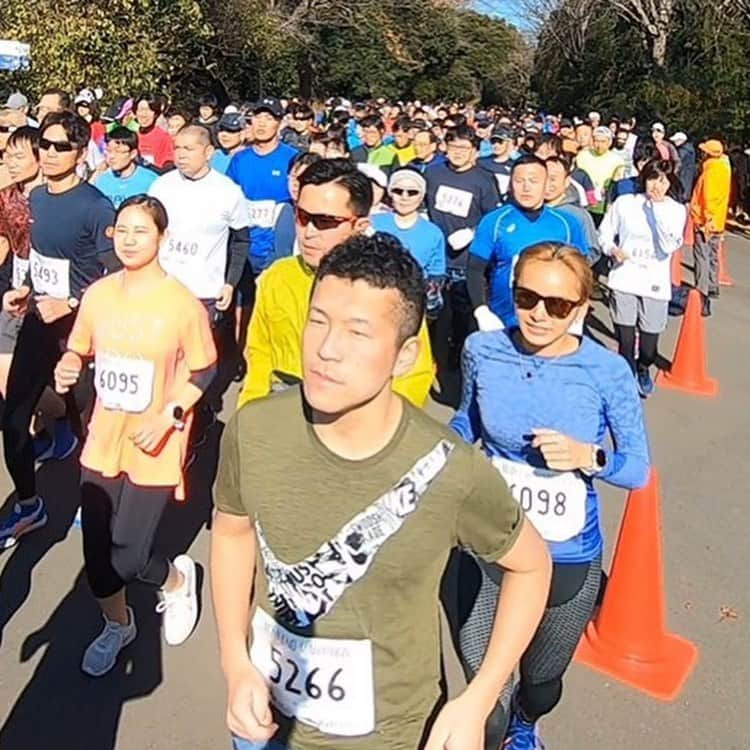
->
[599,193,686,301]
[149,169,250,299]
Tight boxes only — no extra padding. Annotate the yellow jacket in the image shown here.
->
[237,256,435,409]
[690,156,731,233]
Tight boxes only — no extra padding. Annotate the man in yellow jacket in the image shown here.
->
[690,139,731,317]
[237,158,434,409]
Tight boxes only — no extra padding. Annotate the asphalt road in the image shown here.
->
[0,235,748,750]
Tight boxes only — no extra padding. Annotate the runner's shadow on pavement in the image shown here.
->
[0,567,163,750]
[0,452,81,647]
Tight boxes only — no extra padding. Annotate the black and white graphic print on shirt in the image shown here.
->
[256,439,455,628]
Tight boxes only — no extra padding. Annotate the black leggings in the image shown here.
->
[2,311,91,500]
[614,324,659,373]
[441,550,601,744]
[81,469,173,599]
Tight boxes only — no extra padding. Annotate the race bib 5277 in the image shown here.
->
[250,608,375,737]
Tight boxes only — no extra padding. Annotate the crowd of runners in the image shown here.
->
[0,87,736,750]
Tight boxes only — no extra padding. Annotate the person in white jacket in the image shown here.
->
[599,159,686,397]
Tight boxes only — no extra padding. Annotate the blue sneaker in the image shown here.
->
[504,710,545,750]
[637,368,655,399]
[0,497,48,549]
[35,421,78,465]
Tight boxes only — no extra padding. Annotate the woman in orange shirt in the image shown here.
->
[54,195,217,677]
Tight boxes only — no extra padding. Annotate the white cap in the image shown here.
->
[356,163,388,189]
[74,88,96,105]
[670,131,688,145]
[588,111,601,121]
[652,122,666,133]
[593,126,614,141]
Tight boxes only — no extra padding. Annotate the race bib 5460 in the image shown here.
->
[250,608,375,737]
[493,457,587,542]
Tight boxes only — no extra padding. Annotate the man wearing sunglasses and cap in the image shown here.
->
[211,112,247,175]
[478,125,515,199]
[237,158,433,409]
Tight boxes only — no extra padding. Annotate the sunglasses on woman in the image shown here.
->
[513,286,582,319]
[296,206,356,231]
[390,187,422,197]
[39,138,76,153]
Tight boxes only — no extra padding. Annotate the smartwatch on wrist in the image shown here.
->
[582,444,606,476]
[166,402,186,432]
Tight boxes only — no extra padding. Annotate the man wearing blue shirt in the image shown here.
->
[211,112,247,175]
[93,127,157,208]
[468,154,588,330]
[226,97,297,284]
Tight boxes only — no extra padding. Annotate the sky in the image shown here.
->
[473,0,531,31]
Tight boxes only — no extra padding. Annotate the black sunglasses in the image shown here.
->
[390,187,422,197]
[296,206,356,231]
[513,286,582,319]
[39,138,76,153]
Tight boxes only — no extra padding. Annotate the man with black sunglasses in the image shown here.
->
[281,102,314,151]
[237,158,434,409]
[0,111,118,548]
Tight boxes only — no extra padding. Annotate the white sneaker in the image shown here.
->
[157,554,198,646]
[81,607,137,677]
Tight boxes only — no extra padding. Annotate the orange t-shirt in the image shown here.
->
[67,272,217,498]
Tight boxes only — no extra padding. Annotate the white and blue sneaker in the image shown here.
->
[637,368,655,399]
[0,497,48,549]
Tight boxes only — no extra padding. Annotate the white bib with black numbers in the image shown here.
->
[492,457,587,542]
[29,248,70,299]
[94,353,155,413]
[434,185,473,218]
[12,255,29,290]
[250,608,375,737]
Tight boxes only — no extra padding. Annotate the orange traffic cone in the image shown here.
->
[657,289,718,397]
[670,249,683,287]
[576,470,699,700]
[718,240,735,287]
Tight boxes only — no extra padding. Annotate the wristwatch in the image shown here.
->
[166,402,186,432]
[587,444,607,474]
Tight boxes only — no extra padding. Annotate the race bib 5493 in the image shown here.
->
[29,249,70,298]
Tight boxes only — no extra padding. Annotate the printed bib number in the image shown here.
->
[434,186,472,218]
[247,200,278,229]
[626,246,653,263]
[94,353,155,413]
[492,457,587,542]
[166,237,199,259]
[29,249,70,298]
[250,608,375,737]
[12,256,29,290]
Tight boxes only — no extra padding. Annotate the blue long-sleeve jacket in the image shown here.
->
[450,329,650,563]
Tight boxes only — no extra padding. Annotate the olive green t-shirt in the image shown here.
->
[215,388,522,750]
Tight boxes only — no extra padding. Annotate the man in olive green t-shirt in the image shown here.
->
[211,233,552,750]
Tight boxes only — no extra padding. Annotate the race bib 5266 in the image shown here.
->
[493,457,587,542]
[94,352,155,413]
[250,608,375,737]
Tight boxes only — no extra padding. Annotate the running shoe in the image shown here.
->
[701,296,712,318]
[637,368,655,399]
[156,554,198,646]
[35,420,79,464]
[504,711,545,750]
[0,497,48,549]
[81,607,137,677]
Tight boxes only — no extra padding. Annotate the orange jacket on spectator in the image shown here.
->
[690,141,731,233]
